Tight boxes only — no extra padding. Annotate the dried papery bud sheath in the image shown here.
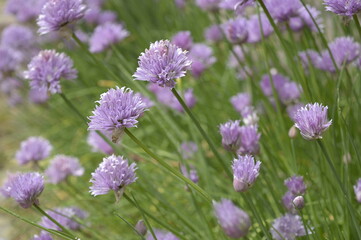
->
[294,103,332,140]
[45,155,84,184]
[219,120,242,152]
[213,199,251,238]
[270,214,307,240]
[135,220,147,236]
[354,178,361,203]
[293,196,305,210]
[37,0,87,35]
[7,172,44,208]
[232,155,261,192]
[324,0,361,16]
[88,87,148,143]
[24,50,77,95]
[15,137,52,165]
[133,40,192,88]
[285,176,307,195]
[40,207,88,231]
[89,155,137,200]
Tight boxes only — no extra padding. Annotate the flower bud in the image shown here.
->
[135,220,147,236]
[293,196,305,210]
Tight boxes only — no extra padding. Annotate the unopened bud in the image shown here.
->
[288,125,298,139]
[233,178,249,192]
[293,196,305,210]
[135,220,147,236]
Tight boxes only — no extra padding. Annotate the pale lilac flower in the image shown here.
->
[294,103,332,140]
[89,155,137,197]
[7,172,44,208]
[247,13,273,43]
[278,81,302,104]
[241,106,259,125]
[214,199,251,238]
[88,87,147,142]
[0,173,17,198]
[239,125,261,155]
[5,0,47,22]
[180,141,198,159]
[133,40,192,88]
[188,43,216,78]
[232,155,261,192]
[0,47,21,73]
[37,0,87,35]
[171,31,193,51]
[329,37,361,67]
[260,73,289,97]
[282,191,297,212]
[298,5,323,32]
[32,232,53,240]
[135,220,147,236]
[219,120,242,152]
[270,214,307,240]
[89,22,129,53]
[224,17,248,44]
[289,17,304,32]
[230,92,252,115]
[354,178,361,203]
[264,0,301,22]
[1,25,35,50]
[204,25,223,43]
[181,165,199,183]
[24,50,77,94]
[195,0,221,11]
[0,77,22,95]
[45,155,84,184]
[285,175,306,195]
[287,103,304,121]
[87,130,114,155]
[84,8,117,25]
[146,229,179,240]
[16,137,52,165]
[40,207,88,231]
[298,50,320,69]
[29,87,49,104]
[324,0,361,16]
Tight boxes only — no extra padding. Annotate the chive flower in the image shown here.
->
[15,136,52,165]
[45,155,84,184]
[232,155,261,192]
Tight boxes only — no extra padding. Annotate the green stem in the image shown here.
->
[171,88,232,178]
[33,204,76,239]
[59,93,87,123]
[353,15,361,39]
[124,128,212,203]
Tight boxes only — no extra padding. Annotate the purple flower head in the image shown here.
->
[324,0,361,16]
[175,0,186,8]
[135,93,154,109]
[88,87,148,141]
[24,50,77,94]
[238,125,261,155]
[228,46,245,68]
[180,141,198,159]
[1,25,35,50]
[282,191,297,213]
[32,232,54,240]
[232,155,261,192]
[0,47,21,73]
[45,155,84,184]
[7,172,44,208]
[230,92,252,115]
[37,0,87,35]
[289,17,304,32]
[260,73,289,97]
[287,103,304,121]
[298,5,323,32]
[148,84,196,112]
[298,50,320,69]
[242,106,259,125]
[87,130,114,155]
[329,37,361,67]
[16,137,52,165]
[294,103,332,140]
[40,207,88,231]
[84,8,117,25]
[285,175,306,195]
[195,0,221,11]
[146,229,179,240]
[0,77,22,95]
[219,120,242,152]
[213,199,251,238]
[5,0,47,22]
[29,87,50,104]
[135,220,147,236]
[354,178,361,203]
[189,43,216,78]
[264,0,301,22]
[134,40,192,88]
[204,24,223,43]
[171,31,193,51]
[247,13,274,43]
[224,17,248,44]
[278,81,302,104]
[89,22,129,53]
[181,165,199,183]
[270,214,307,240]
[0,173,17,198]
[89,155,137,196]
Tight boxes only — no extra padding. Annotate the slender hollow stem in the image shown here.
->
[124,128,212,203]
[353,15,361,39]
[59,93,88,123]
[171,88,232,178]
[33,204,77,239]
